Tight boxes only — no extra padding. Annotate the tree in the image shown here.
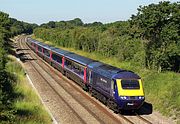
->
[131,1,180,72]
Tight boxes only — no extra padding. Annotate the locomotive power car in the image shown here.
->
[27,38,145,112]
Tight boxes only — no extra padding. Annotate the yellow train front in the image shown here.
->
[115,78,145,110]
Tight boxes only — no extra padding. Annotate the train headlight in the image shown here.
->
[120,96,127,100]
[138,96,144,100]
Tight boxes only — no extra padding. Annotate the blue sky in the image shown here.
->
[0,0,178,24]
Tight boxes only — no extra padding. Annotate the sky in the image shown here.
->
[0,0,179,25]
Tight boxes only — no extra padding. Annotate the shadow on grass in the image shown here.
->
[16,52,37,63]
[16,48,30,52]
[16,109,33,116]
[137,102,153,115]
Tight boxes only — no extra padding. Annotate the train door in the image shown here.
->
[113,80,119,99]
[86,68,93,92]
[87,68,93,86]
[111,79,118,99]
[110,80,114,97]
[36,44,38,53]
[87,69,92,85]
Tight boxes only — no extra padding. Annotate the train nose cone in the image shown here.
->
[117,98,144,110]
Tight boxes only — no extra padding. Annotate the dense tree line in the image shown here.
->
[10,18,38,36]
[131,1,180,72]
[0,11,37,122]
[34,1,180,72]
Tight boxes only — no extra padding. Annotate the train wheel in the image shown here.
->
[107,99,119,113]
[62,70,65,75]
[107,99,113,109]
[66,71,69,79]
[103,97,107,105]
[91,89,95,97]
[82,84,88,92]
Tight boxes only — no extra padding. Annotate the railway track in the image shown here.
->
[16,35,153,124]
[18,37,90,123]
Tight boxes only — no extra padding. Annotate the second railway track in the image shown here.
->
[16,35,153,124]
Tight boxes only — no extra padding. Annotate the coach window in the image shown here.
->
[72,63,78,73]
[38,46,42,52]
[44,48,50,57]
[80,66,84,77]
[52,53,62,64]
[72,63,80,74]
[65,59,72,69]
[71,63,84,78]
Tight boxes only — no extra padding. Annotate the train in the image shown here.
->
[26,37,145,112]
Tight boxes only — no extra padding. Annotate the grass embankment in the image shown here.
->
[5,56,51,124]
[34,37,180,121]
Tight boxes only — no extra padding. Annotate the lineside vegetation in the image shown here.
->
[5,56,51,124]
[0,11,51,123]
[33,1,180,122]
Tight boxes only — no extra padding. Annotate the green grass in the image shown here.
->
[5,56,51,124]
[34,36,180,122]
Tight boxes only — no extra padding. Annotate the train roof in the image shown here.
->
[91,63,140,79]
[51,48,72,56]
[113,71,140,79]
[88,61,104,69]
[37,42,53,50]
[93,64,125,78]
[28,38,140,79]
[65,53,95,66]
[29,39,53,50]
[31,39,39,44]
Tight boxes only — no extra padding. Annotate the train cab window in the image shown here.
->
[44,48,50,57]
[121,80,140,89]
[52,53,62,64]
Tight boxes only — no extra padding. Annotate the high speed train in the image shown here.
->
[27,38,145,112]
